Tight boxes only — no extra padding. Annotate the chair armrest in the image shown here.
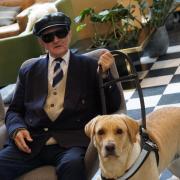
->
[0,94,5,122]
[16,8,30,32]
[0,124,8,149]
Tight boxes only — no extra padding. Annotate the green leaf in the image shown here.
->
[76,24,87,32]
[74,8,94,23]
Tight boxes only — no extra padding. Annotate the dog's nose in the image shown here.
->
[105,142,115,153]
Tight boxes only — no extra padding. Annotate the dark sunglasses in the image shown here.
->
[40,29,69,43]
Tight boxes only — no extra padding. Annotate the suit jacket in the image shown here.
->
[5,51,120,155]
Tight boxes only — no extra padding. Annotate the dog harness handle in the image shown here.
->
[99,50,147,129]
[98,65,107,114]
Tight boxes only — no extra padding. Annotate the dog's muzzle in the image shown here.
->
[105,142,116,156]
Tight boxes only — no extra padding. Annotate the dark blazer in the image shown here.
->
[5,52,120,155]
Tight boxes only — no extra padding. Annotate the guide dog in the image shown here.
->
[85,107,180,180]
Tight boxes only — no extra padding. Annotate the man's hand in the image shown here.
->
[98,50,114,73]
[14,129,33,153]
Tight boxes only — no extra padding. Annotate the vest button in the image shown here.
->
[50,104,55,107]
[53,92,57,95]
[44,128,48,132]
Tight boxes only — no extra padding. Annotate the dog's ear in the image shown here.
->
[85,115,101,139]
[122,115,139,143]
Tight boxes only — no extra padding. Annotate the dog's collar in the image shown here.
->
[101,127,159,180]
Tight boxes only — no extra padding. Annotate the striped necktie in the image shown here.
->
[52,58,64,87]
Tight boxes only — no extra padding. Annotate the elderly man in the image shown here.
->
[0,12,120,180]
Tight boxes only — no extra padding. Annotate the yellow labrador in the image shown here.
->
[85,107,180,180]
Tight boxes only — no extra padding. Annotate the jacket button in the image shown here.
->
[81,99,85,104]
[29,119,32,123]
[44,128,48,131]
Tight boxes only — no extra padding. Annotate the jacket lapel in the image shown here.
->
[64,52,82,108]
[34,55,49,107]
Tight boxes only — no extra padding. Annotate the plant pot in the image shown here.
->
[143,25,169,58]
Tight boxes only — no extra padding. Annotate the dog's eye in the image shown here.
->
[97,129,105,135]
[116,128,123,134]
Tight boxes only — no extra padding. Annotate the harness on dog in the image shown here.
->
[99,51,159,180]
[101,127,159,180]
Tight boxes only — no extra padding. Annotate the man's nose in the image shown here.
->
[53,35,61,42]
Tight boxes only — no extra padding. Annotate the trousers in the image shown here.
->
[0,144,87,180]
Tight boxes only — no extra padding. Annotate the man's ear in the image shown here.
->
[122,114,139,143]
[85,115,101,139]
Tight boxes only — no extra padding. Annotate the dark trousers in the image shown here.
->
[0,144,87,180]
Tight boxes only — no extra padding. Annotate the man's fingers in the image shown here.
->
[23,131,33,142]
[15,137,31,153]
[14,130,32,153]
[98,52,114,72]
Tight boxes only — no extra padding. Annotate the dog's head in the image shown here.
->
[85,114,139,159]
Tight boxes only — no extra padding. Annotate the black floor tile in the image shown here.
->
[146,67,177,77]
[157,93,180,105]
[131,86,166,98]
[135,63,153,72]
[127,107,154,120]
[170,74,180,83]
[158,52,180,61]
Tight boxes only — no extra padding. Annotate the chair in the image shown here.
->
[0,94,5,126]
[0,49,126,180]
[0,0,34,39]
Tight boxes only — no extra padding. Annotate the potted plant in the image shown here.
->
[138,0,177,57]
[74,0,177,57]
[74,2,145,50]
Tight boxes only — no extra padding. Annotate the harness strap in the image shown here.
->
[140,127,159,165]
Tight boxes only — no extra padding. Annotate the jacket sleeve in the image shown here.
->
[5,68,27,137]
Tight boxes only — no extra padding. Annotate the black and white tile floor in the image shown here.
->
[123,44,180,180]
[125,45,180,120]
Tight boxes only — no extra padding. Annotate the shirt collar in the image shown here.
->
[49,50,70,66]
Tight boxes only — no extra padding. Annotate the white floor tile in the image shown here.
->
[123,89,135,100]
[126,95,161,110]
[175,65,180,74]
[167,45,180,54]
[151,59,180,70]
[163,83,180,94]
[140,75,173,88]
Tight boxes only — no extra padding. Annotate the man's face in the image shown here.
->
[39,26,71,58]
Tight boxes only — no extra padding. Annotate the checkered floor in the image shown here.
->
[125,44,180,120]
[123,44,180,180]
